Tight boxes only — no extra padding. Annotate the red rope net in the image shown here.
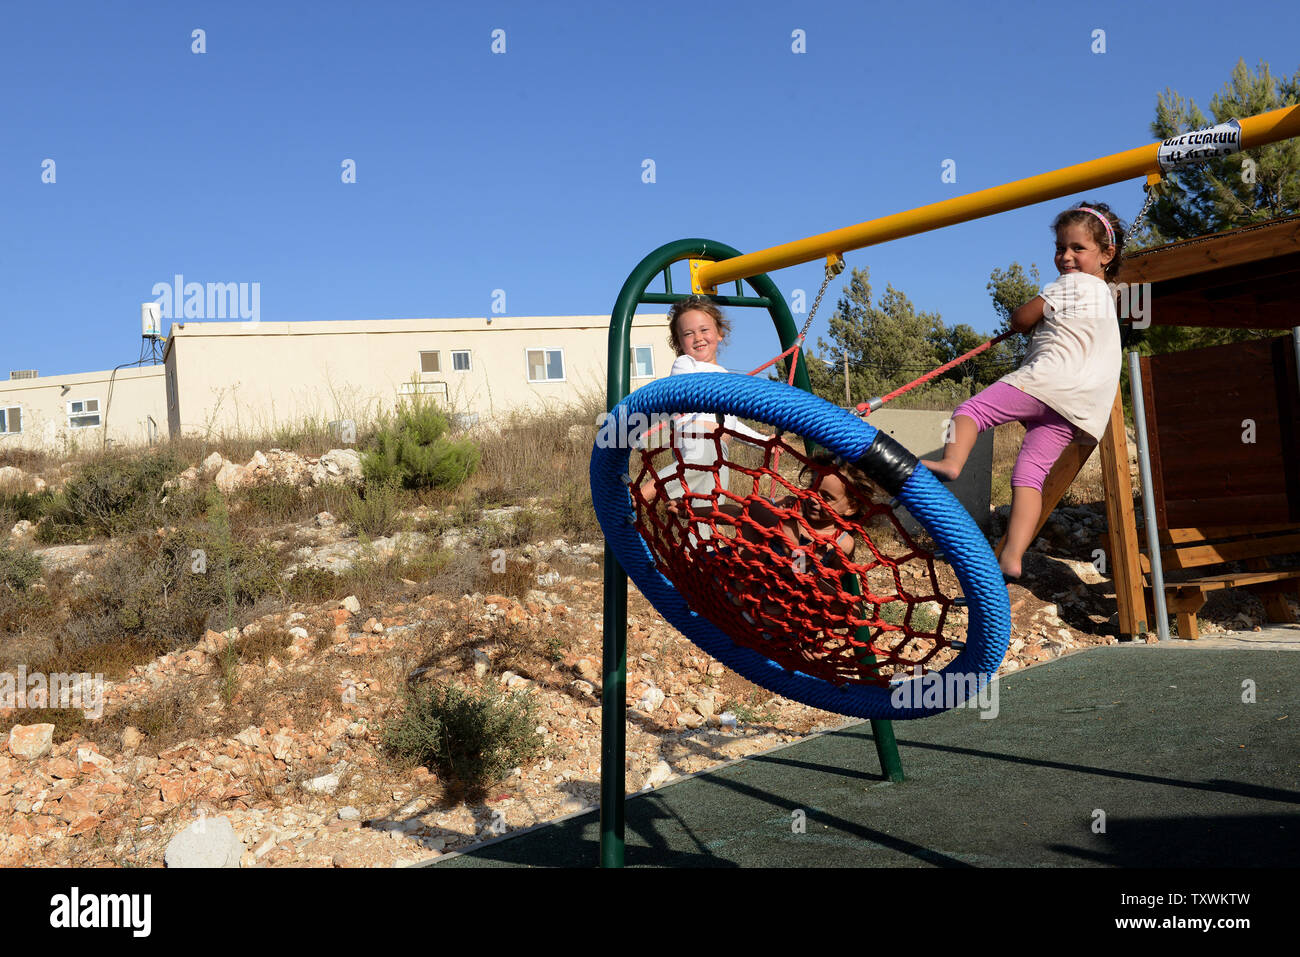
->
[631,425,963,688]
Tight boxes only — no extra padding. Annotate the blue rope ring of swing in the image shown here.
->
[590,372,1010,720]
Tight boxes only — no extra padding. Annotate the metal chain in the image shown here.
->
[1130,181,1160,237]
[796,257,842,343]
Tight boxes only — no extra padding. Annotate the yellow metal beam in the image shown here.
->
[695,105,1300,290]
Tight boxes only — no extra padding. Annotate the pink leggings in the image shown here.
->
[952,382,1079,492]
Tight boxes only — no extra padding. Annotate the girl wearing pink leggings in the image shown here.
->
[923,201,1125,581]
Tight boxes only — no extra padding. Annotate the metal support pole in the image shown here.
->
[1127,351,1169,640]
[696,106,1300,290]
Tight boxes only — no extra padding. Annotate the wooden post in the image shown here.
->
[1097,388,1147,639]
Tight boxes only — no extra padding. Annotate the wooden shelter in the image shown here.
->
[1002,214,1300,639]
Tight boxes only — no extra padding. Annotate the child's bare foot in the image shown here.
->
[1000,560,1022,581]
[921,459,959,481]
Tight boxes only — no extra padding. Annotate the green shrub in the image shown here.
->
[382,681,543,797]
[0,541,43,592]
[362,390,479,491]
[68,519,282,653]
[38,449,184,541]
[0,489,53,525]
[346,480,400,538]
[235,481,306,524]
[285,566,341,603]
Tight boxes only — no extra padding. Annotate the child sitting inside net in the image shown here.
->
[666,448,890,674]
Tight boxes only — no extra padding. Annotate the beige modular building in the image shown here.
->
[1,315,676,453]
[164,315,676,440]
[0,365,167,454]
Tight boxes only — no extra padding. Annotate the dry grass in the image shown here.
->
[467,392,603,507]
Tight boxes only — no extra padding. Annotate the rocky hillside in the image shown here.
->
[0,446,1290,868]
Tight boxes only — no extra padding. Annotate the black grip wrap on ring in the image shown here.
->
[852,430,919,496]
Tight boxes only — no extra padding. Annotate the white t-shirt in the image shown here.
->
[998,272,1121,441]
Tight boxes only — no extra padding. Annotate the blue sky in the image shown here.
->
[2,0,1297,378]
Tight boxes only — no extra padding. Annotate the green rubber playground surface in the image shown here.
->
[427,645,1300,868]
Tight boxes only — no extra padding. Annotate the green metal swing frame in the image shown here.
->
[599,238,904,869]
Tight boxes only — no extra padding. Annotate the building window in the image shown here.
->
[632,345,655,378]
[68,398,101,429]
[451,350,471,372]
[526,348,565,383]
[420,351,441,374]
[0,406,21,434]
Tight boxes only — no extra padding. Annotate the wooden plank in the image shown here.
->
[1256,591,1296,622]
[1246,558,1299,623]
[1165,569,1300,588]
[1145,251,1300,300]
[1142,532,1300,571]
[1279,334,1300,519]
[1166,588,1208,640]
[1138,299,1300,329]
[1117,217,1300,286]
[1144,336,1299,528]
[1167,495,1297,530]
[1158,524,1300,543]
[1099,388,1146,638]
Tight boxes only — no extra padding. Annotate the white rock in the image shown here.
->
[637,687,665,713]
[289,627,309,640]
[201,452,226,475]
[164,814,242,868]
[473,649,491,678]
[643,761,674,789]
[234,727,265,751]
[6,723,54,760]
[302,773,341,795]
[214,461,247,493]
[309,449,363,487]
[341,595,361,613]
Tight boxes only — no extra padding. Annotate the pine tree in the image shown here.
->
[806,267,945,405]
[1138,59,1300,248]
[1130,59,1298,356]
[985,261,1042,373]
